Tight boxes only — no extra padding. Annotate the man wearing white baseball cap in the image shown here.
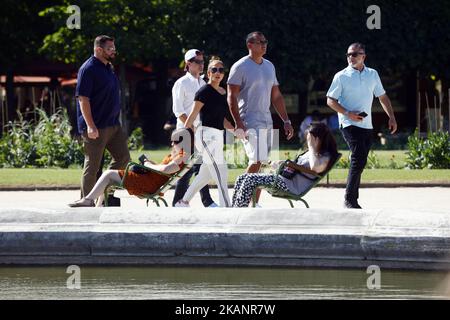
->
[171,49,217,207]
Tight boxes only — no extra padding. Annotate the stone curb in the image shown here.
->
[1,207,450,270]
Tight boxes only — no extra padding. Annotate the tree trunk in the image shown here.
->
[6,68,15,123]
[119,64,129,135]
[153,57,169,145]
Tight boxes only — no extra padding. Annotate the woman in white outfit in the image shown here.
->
[175,57,235,207]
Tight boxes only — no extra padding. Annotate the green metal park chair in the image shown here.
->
[252,151,342,208]
[104,153,198,207]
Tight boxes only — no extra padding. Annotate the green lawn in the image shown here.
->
[1,168,449,188]
[321,169,450,184]
[131,149,408,164]
[0,149,449,188]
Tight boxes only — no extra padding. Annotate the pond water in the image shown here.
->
[1,266,449,300]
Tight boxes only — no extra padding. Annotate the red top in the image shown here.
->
[118,152,185,196]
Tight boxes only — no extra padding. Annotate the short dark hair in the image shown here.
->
[246,31,264,44]
[94,35,114,48]
[349,42,365,53]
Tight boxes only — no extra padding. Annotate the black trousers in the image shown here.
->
[172,163,214,207]
[341,126,373,203]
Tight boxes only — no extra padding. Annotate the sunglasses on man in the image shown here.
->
[250,40,269,46]
[346,52,365,58]
[190,59,204,65]
[209,67,225,74]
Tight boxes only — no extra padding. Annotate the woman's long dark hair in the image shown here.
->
[306,122,338,157]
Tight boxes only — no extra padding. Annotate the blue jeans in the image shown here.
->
[172,163,214,207]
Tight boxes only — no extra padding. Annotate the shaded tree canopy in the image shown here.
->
[0,0,60,70]
[39,0,187,65]
[3,0,450,90]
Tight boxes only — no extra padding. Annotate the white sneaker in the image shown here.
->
[208,202,219,208]
[254,203,262,208]
[175,200,190,207]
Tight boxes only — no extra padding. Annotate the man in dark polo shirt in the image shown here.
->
[71,35,130,202]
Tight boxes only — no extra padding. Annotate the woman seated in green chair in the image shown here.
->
[68,128,193,207]
[232,122,338,207]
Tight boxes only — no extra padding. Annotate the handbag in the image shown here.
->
[129,164,149,174]
[280,160,297,179]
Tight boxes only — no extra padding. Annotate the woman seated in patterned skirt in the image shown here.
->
[232,123,338,207]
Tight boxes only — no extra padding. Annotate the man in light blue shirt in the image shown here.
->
[327,42,397,209]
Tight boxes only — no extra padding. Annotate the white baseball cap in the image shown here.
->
[184,49,202,61]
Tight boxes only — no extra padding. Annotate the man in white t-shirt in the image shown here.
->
[227,31,294,205]
[171,49,216,207]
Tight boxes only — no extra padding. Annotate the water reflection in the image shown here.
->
[0,267,448,299]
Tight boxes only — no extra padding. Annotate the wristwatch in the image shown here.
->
[283,119,292,125]
[344,110,350,116]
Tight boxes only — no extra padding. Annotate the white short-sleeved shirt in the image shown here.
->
[172,72,206,129]
[227,56,279,127]
[326,65,386,129]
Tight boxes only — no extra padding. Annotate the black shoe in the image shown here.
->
[344,200,362,209]
[104,194,121,207]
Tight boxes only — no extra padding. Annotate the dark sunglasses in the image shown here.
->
[190,59,204,65]
[346,52,365,58]
[250,40,269,46]
[209,67,225,74]
[102,46,116,52]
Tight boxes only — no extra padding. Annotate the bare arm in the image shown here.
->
[278,142,327,175]
[185,101,203,129]
[378,94,397,134]
[227,84,246,139]
[285,154,328,176]
[306,135,329,173]
[286,161,322,176]
[271,85,294,140]
[78,95,98,139]
[223,118,234,131]
[307,154,329,174]
[178,113,188,125]
[144,161,180,175]
[326,97,363,122]
[269,159,285,170]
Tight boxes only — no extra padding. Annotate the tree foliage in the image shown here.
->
[39,0,187,65]
[0,0,59,70]
[178,0,450,89]
[4,0,449,88]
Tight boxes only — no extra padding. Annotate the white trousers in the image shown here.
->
[183,126,230,207]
